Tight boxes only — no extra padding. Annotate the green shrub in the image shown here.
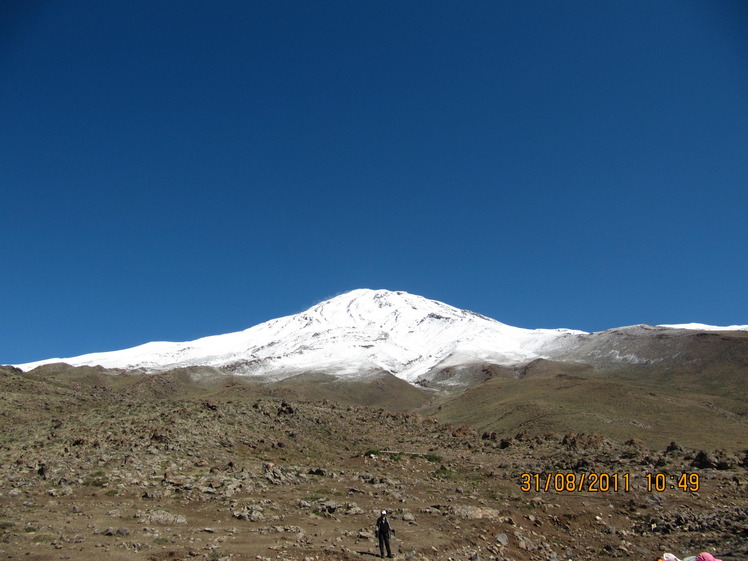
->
[31,533,59,543]
[432,465,452,479]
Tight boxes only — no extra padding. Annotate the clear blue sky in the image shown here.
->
[2,1,747,364]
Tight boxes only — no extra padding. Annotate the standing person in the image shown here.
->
[375,509,394,558]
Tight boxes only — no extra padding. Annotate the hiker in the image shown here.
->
[375,509,395,558]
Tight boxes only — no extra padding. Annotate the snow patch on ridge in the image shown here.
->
[658,323,748,332]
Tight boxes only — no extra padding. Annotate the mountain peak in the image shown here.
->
[306,289,493,330]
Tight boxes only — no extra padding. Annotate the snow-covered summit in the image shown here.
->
[16,289,585,381]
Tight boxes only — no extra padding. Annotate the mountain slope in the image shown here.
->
[425,361,748,449]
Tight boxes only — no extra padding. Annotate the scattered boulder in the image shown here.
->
[232,504,265,522]
[691,451,718,469]
[277,401,295,415]
[448,505,501,520]
[138,509,187,525]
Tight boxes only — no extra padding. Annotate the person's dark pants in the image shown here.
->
[378,533,392,558]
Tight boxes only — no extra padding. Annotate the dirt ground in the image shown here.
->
[0,370,746,561]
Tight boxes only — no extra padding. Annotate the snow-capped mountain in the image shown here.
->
[16,289,585,381]
[15,289,747,382]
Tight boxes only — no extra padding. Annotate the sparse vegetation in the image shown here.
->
[431,465,453,479]
[83,471,109,487]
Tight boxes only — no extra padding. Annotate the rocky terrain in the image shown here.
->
[1,365,746,561]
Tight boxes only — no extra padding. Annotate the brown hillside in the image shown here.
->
[1,364,747,561]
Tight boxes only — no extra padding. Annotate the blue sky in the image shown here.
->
[2,1,747,364]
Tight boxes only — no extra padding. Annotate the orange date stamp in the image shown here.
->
[520,472,631,492]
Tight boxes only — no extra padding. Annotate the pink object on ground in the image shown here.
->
[696,553,722,561]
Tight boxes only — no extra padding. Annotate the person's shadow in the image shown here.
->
[357,552,381,558]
